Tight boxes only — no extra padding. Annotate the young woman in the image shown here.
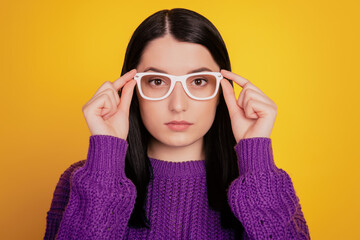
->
[44,8,310,240]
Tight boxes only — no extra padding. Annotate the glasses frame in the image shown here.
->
[134,71,223,101]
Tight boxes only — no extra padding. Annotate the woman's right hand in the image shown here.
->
[82,69,137,140]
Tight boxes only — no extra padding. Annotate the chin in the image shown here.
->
[165,137,191,146]
[158,134,195,147]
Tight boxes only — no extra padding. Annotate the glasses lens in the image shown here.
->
[139,73,218,99]
[140,74,171,98]
[186,74,217,98]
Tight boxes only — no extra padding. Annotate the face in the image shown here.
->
[135,34,221,149]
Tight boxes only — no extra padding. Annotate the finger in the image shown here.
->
[220,78,241,117]
[221,69,269,107]
[113,69,137,90]
[89,69,139,108]
[85,93,114,119]
[98,93,115,118]
[93,84,120,106]
[241,88,271,110]
[111,87,120,106]
[118,79,137,114]
[244,98,260,119]
[87,88,118,114]
[221,69,267,95]
[93,81,110,97]
[100,89,118,119]
[237,85,268,108]
[244,98,273,119]
[220,69,250,88]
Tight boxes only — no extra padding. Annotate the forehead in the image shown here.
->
[138,35,219,74]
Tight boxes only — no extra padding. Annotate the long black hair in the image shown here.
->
[119,8,244,237]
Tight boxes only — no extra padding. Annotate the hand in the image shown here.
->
[82,69,137,140]
[220,69,277,143]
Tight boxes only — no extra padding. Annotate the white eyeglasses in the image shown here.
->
[134,72,223,100]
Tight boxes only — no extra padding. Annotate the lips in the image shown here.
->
[165,121,193,131]
[165,120,193,125]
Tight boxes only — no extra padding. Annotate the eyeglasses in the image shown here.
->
[134,72,223,100]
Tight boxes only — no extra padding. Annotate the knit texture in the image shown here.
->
[44,135,310,239]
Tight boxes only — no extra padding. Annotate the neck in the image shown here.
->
[147,136,205,162]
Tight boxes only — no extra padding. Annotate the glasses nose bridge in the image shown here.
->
[171,75,188,91]
[172,75,187,83]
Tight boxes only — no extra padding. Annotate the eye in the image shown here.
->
[191,78,208,86]
[148,78,166,86]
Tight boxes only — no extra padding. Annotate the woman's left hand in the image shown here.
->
[220,69,277,143]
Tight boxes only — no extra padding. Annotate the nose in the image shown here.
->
[168,82,188,112]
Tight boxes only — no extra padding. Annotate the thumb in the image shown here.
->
[118,79,137,115]
[220,79,240,118]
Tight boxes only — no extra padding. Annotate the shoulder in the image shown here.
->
[66,159,87,173]
[59,159,87,183]
[54,160,87,192]
[48,160,87,213]
[54,160,87,190]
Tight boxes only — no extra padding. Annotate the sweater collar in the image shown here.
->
[148,157,206,178]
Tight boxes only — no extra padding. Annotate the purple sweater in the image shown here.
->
[44,135,310,239]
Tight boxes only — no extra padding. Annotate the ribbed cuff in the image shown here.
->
[44,211,63,240]
[83,135,128,174]
[234,137,277,175]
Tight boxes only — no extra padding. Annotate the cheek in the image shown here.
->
[138,101,163,131]
[196,101,218,125]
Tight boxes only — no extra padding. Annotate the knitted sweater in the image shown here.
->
[44,135,310,239]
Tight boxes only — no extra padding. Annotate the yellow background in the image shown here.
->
[1,0,359,239]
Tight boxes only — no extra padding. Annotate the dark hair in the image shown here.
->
[119,8,244,237]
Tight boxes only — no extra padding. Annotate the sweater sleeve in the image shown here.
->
[53,135,137,239]
[44,159,86,240]
[227,137,310,240]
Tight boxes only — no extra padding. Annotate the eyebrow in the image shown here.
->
[143,67,213,74]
